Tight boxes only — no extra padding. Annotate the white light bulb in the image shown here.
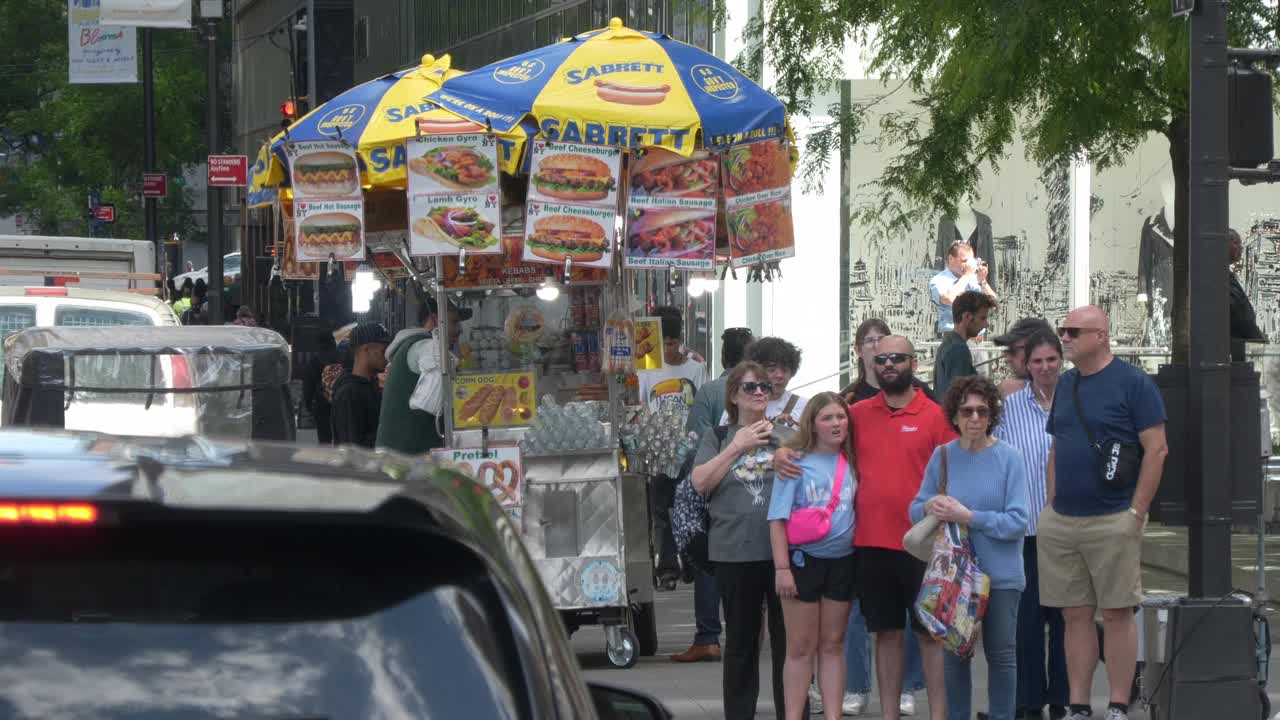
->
[351,269,380,314]
[687,283,706,298]
[536,283,560,302]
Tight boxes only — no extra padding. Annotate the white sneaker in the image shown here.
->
[808,683,823,714]
[1104,709,1128,720]
[841,691,868,715]
[899,692,916,716]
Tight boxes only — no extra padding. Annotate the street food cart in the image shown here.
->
[2,326,296,442]
[250,19,795,669]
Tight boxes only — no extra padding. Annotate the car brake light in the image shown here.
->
[24,287,68,297]
[171,355,192,389]
[0,502,98,524]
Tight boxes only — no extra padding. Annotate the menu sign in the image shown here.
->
[453,371,537,429]
[528,140,622,207]
[722,138,795,268]
[406,133,503,257]
[295,199,365,262]
[625,148,718,271]
[431,446,524,522]
[522,201,615,270]
[286,140,362,201]
[524,140,622,270]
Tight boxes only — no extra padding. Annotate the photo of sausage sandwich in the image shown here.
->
[527,215,608,263]
[631,150,719,199]
[531,153,616,201]
[627,209,715,258]
[293,151,359,196]
[298,212,363,256]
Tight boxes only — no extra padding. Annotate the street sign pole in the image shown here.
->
[204,10,223,325]
[1187,0,1233,598]
[143,28,159,275]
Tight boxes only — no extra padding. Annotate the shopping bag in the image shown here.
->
[913,521,991,658]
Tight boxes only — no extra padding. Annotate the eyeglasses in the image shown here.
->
[741,381,773,396]
[860,335,885,348]
[1057,326,1104,339]
[958,406,990,419]
[873,353,914,366]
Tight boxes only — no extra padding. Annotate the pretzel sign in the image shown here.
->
[478,460,521,506]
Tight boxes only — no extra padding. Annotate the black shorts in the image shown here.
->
[854,547,927,633]
[791,551,855,603]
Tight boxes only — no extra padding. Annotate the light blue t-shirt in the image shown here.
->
[767,452,856,559]
[929,268,982,334]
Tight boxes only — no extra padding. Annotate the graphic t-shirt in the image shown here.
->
[767,452,856,559]
[1046,359,1166,517]
[694,422,796,562]
[639,356,707,409]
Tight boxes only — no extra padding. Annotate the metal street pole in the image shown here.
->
[142,29,159,275]
[1186,0,1233,597]
[205,16,223,325]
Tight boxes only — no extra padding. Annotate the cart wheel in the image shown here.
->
[606,626,639,669]
[632,602,658,657]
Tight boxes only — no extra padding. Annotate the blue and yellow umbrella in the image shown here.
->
[426,18,788,159]
[247,54,530,206]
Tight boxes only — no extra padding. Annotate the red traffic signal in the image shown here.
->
[280,99,297,119]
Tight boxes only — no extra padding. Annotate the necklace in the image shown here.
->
[1032,382,1055,410]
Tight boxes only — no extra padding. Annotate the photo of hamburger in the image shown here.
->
[407,145,494,190]
[532,153,616,201]
[412,206,498,250]
[298,212,363,256]
[628,209,715,258]
[527,215,607,263]
[292,151,359,196]
[631,149,719,199]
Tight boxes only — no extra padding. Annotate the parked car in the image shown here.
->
[0,430,670,720]
[174,251,241,287]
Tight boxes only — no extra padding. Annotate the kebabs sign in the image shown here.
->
[524,140,622,269]
[406,133,505,257]
[625,147,719,270]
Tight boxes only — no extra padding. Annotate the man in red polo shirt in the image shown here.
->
[778,335,954,720]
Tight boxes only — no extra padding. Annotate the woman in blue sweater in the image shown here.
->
[910,375,1029,720]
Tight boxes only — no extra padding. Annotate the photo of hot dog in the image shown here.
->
[297,212,363,257]
[594,79,671,106]
[292,151,359,196]
[416,116,484,135]
[631,149,719,199]
[498,386,518,423]
[531,153,616,202]
[527,215,607,263]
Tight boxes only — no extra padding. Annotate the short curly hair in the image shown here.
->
[746,336,802,374]
[942,375,1003,434]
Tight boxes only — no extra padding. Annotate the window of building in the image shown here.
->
[355,16,369,61]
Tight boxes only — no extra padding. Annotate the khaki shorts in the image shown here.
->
[1037,505,1143,610]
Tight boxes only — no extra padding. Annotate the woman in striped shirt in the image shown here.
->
[994,328,1069,720]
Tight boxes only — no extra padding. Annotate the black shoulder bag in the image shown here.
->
[1072,372,1144,488]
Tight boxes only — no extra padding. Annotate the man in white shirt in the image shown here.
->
[640,306,707,590]
[929,240,997,337]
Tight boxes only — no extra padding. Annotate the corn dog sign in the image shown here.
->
[432,446,523,521]
[633,317,664,371]
[453,371,537,429]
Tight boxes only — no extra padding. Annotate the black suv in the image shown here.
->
[0,429,668,719]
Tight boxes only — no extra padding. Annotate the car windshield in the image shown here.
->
[225,254,241,274]
[0,519,530,720]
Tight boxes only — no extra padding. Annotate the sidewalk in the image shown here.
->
[1141,522,1276,602]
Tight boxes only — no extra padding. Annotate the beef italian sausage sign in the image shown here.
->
[431,446,524,521]
[625,147,718,270]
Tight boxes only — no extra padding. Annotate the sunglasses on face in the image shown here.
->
[873,353,914,365]
[742,381,773,396]
[1057,326,1103,339]
[958,406,990,419]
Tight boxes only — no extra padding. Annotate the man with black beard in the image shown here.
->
[778,336,955,720]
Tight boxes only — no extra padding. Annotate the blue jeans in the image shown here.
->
[694,567,722,645]
[1015,537,1068,711]
[845,599,925,693]
[945,588,1021,720]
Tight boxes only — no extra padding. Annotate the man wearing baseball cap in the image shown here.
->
[332,322,393,449]
[377,296,473,455]
[993,317,1054,398]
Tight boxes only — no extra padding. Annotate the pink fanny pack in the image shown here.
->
[785,453,848,546]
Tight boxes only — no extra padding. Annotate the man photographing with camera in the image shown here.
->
[929,240,998,338]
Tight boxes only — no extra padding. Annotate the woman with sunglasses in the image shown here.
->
[994,329,1069,719]
[692,361,797,720]
[910,375,1029,720]
[766,392,857,720]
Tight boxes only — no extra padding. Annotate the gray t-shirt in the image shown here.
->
[694,423,796,563]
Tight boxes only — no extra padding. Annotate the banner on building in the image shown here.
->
[99,0,192,28]
[68,0,138,84]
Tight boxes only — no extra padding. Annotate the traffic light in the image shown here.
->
[1228,63,1274,169]
[280,98,298,130]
